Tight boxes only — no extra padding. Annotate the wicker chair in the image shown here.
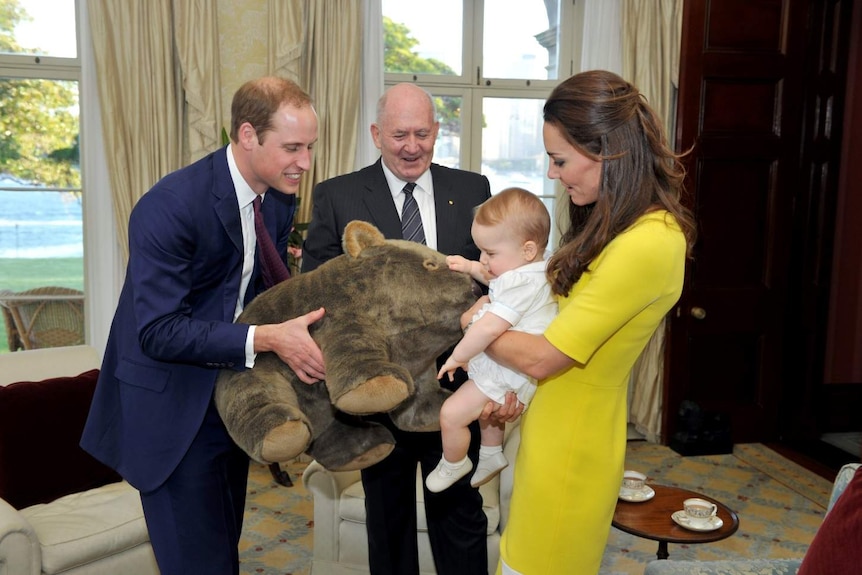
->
[0,286,84,350]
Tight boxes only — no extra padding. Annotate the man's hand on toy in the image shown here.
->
[255,307,326,384]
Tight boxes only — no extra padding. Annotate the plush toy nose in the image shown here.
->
[471,280,483,299]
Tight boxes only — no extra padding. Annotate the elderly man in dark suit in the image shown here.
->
[81,77,325,575]
[302,83,492,575]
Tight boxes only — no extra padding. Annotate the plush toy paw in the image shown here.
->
[307,417,396,471]
[261,419,312,463]
[331,374,411,414]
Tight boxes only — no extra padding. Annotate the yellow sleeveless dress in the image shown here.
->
[498,212,687,574]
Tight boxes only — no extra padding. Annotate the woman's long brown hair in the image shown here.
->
[544,70,696,297]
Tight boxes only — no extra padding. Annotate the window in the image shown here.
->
[0,0,82,353]
[382,0,584,245]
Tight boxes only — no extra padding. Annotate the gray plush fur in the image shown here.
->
[214,220,478,472]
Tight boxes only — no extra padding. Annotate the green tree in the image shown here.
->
[383,16,460,134]
[0,0,80,188]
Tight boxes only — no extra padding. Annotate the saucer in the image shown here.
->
[671,510,723,532]
[618,485,655,502]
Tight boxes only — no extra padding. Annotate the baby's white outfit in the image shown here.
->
[467,259,557,407]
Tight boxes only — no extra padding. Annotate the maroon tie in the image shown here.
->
[253,195,290,289]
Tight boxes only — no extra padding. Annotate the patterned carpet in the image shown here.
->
[240,460,314,575]
[239,442,834,575]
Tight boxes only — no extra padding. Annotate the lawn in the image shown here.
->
[0,257,84,354]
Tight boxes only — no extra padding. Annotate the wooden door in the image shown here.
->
[783,0,858,443]
[666,0,809,443]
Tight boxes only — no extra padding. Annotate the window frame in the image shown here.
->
[383,0,583,248]
[0,0,117,353]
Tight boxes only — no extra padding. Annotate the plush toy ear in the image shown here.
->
[342,220,386,257]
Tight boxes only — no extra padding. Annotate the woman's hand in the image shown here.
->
[480,391,523,423]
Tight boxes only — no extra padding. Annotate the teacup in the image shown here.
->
[683,498,717,524]
[621,470,646,491]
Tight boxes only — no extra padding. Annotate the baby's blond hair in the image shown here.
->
[474,187,551,252]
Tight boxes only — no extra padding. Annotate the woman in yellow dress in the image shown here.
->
[484,70,697,574]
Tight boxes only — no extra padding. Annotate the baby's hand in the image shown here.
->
[446,255,472,274]
[437,356,468,382]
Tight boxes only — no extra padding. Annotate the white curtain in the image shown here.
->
[266,0,363,228]
[299,0,362,226]
[357,0,384,170]
[174,0,222,161]
[268,0,304,82]
[621,0,683,138]
[87,0,184,262]
[620,0,684,443]
[580,0,623,75]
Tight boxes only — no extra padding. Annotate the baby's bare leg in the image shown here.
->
[479,417,505,448]
[439,379,495,462]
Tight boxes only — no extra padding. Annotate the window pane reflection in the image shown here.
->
[0,73,83,353]
[383,0,462,76]
[483,0,560,80]
[481,97,548,197]
[0,189,83,259]
[434,95,462,169]
[2,0,77,58]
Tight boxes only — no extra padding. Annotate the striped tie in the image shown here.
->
[401,182,426,245]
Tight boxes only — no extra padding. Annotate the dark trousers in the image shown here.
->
[140,399,249,575]
[361,414,488,575]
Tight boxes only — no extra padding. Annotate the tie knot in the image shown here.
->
[403,182,417,195]
[253,195,262,211]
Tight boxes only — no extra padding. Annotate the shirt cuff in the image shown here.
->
[245,325,257,368]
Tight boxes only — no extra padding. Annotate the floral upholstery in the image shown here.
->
[643,463,861,575]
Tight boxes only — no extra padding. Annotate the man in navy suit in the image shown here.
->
[302,83,492,575]
[81,77,326,575]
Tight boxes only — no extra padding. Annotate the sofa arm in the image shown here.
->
[643,558,801,575]
[302,462,362,563]
[0,497,40,575]
[827,463,861,512]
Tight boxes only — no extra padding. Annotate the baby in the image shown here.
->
[427,187,557,492]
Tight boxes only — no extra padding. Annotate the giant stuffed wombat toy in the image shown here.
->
[214,220,479,472]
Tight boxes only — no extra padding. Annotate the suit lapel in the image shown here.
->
[210,147,246,319]
[361,159,403,239]
[213,148,244,255]
[431,164,461,254]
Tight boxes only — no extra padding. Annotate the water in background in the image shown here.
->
[0,190,83,258]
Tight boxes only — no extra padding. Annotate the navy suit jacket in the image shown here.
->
[81,146,295,493]
[301,159,491,271]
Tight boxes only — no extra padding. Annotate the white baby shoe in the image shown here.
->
[425,458,473,493]
[470,451,509,487]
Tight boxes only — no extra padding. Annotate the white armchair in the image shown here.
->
[0,346,158,575]
[302,423,520,575]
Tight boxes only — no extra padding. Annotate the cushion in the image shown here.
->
[21,481,147,574]
[0,369,121,509]
[797,466,862,575]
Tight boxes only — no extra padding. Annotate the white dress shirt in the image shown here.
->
[226,144,260,366]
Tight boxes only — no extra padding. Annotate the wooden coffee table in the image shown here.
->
[612,484,739,560]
